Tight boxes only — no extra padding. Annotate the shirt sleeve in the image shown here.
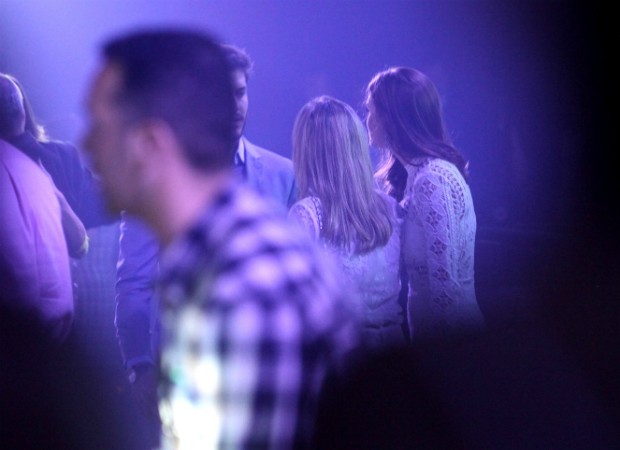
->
[409,168,464,331]
[115,213,161,368]
[0,159,40,306]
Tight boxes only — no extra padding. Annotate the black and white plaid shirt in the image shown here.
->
[157,181,360,449]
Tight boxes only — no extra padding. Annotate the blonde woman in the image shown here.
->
[289,95,405,349]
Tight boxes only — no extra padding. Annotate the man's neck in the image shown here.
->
[146,167,232,247]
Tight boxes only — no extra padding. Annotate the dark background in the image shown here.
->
[1,0,617,431]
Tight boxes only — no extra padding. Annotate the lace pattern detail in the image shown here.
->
[289,195,405,348]
[310,196,324,231]
[402,157,484,338]
[288,199,321,240]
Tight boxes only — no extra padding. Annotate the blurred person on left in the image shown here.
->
[0,74,73,343]
[0,72,118,259]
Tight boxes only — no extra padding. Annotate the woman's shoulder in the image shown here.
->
[290,196,323,224]
[291,195,320,210]
[288,195,323,239]
[408,157,463,185]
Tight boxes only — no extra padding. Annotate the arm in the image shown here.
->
[56,186,89,258]
[1,143,73,341]
[37,160,89,258]
[115,214,161,421]
[407,169,464,334]
[0,159,41,307]
[115,214,161,369]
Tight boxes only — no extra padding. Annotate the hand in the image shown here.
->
[130,366,161,424]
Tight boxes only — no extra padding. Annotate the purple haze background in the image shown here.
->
[1,0,618,431]
[0,0,614,325]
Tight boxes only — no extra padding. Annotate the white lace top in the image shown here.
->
[402,157,485,338]
[288,192,405,348]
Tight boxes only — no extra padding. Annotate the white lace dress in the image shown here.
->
[289,193,405,349]
[402,157,485,338]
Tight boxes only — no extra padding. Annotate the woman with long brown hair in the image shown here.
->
[366,67,485,339]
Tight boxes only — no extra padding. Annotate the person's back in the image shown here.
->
[290,193,403,348]
[332,192,402,347]
[1,72,117,261]
[0,138,73,342]
[289,96,405,349]
[158,182,359,448]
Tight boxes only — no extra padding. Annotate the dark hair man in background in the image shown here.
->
[112,42,298,444]
[0,72,117,258]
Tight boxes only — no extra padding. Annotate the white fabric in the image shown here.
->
[235,138,245,164]
[401,157,485,338]
[289,192,404,348]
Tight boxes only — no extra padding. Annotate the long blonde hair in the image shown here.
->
[293,95,393,254]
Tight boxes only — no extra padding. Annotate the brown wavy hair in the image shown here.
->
[365,67,469,201]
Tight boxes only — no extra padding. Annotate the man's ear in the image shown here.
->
[125,119,180,182]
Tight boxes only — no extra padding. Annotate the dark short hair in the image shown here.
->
[102,29,236,171]
[220,44,254,80]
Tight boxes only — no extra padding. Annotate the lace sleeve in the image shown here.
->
[410,167,465,330]
[288,198,321,241]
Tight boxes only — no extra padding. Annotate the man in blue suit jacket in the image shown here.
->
[114,44,297,435]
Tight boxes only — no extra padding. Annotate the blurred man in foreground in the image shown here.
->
[82,28,358,449]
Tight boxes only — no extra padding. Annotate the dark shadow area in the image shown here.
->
[0,307,138,449]
[475,0,619,429]
[314,329,619,450]
[475,226,567,329]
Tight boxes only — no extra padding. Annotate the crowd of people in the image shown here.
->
[2,26,616,450]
